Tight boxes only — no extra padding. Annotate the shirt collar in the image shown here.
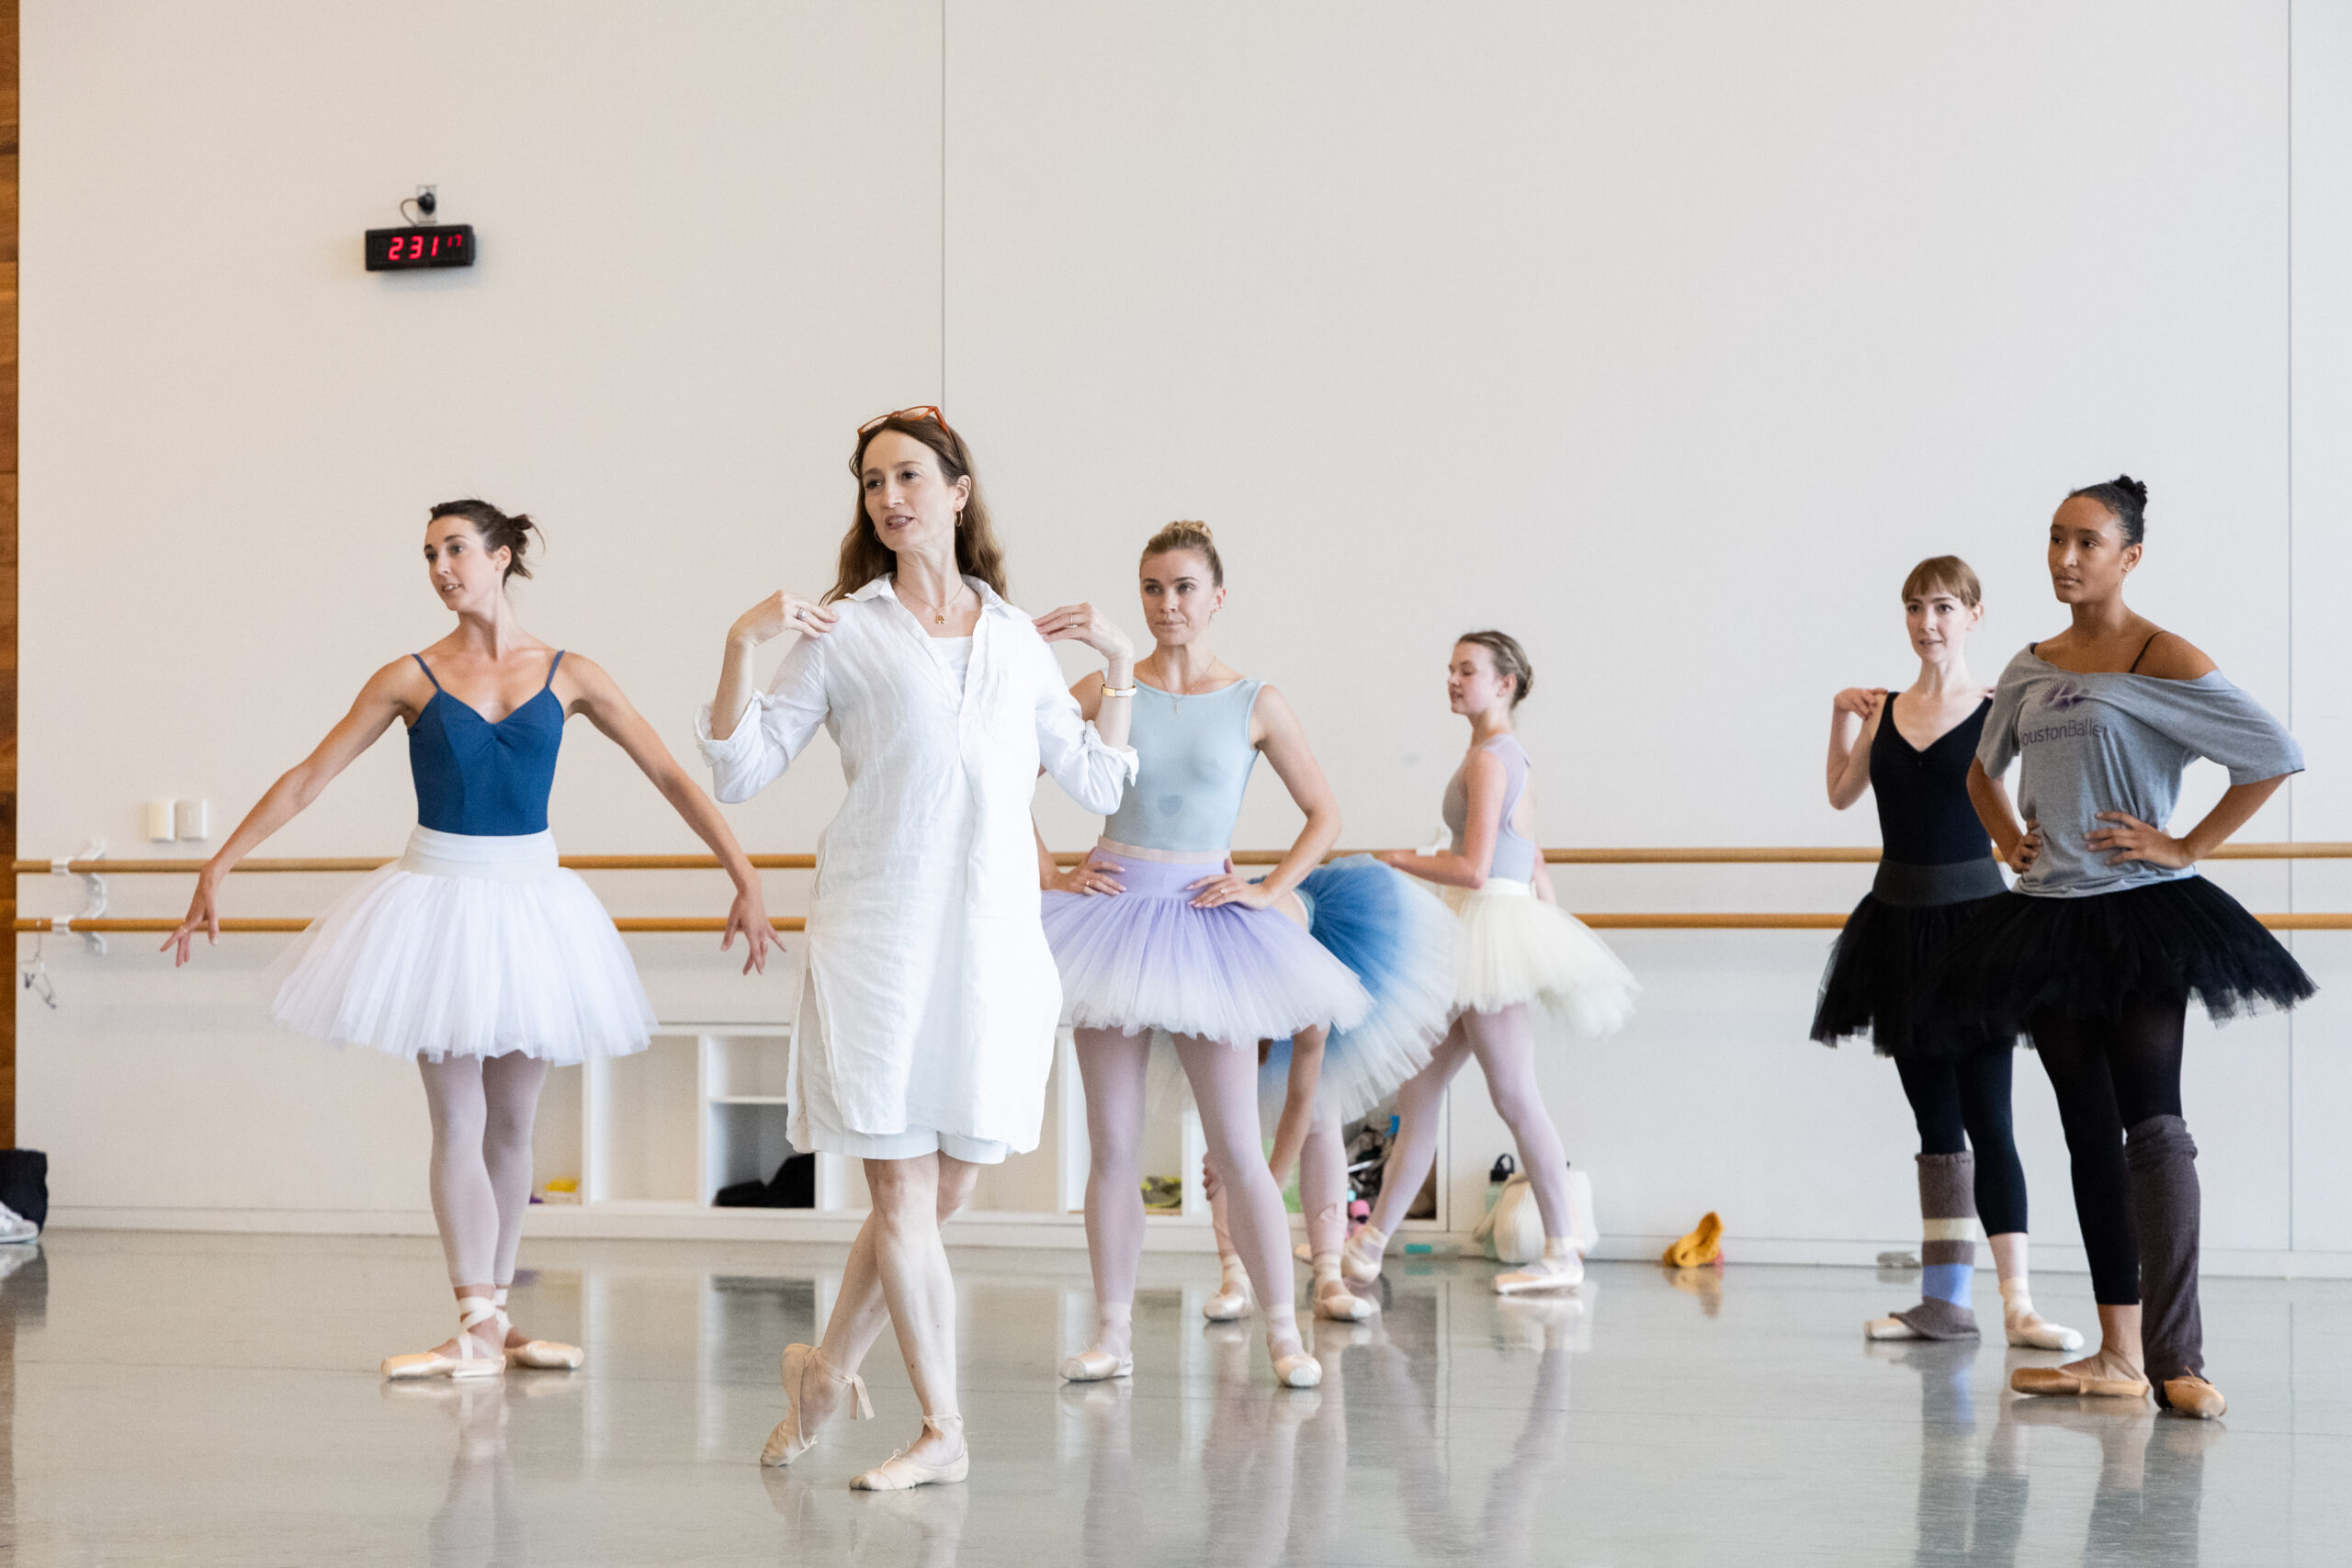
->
[854,574,1016,618]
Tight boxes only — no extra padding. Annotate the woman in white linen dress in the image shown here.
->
[701,407,1137,1491]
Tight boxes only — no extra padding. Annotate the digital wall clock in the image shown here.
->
[365,224,476,271]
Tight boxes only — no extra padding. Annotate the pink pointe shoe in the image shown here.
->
[1340,1224,1387,1288]
[850,1415,969,1491]
[763,1343,874,1467]
[382,1294,507,1382]
[494,1288,585,1371]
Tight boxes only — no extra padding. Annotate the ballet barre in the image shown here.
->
[15,844,2350,933]
[11,841,2351,876]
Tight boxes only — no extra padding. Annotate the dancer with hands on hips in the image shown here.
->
[704,408,1136,1490]
[1041,521,1370,1391]
[167,499,775,1382]
[1940,475,2312,1420]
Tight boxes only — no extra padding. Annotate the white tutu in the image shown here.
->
[1444,879,1637,1040]
[266,826,655,1064]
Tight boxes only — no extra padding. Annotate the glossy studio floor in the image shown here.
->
[1,1234,2346,1566]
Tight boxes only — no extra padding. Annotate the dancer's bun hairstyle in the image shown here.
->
[1140,520,1224,587]
[2066,474,2150,546]
[429,499,542,581]
[1456,629,1533,708]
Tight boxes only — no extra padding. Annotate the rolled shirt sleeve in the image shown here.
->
[1028,637,1137,815]
[696,633,831,804]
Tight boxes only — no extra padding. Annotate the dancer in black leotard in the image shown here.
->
[1815,557,2080,1350]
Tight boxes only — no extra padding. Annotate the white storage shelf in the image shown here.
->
[528,953,1449,1246]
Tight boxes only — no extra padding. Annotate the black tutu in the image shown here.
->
[1811,893,2012,1057]
[1930,875,2314,1032]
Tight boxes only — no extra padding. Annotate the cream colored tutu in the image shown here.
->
[1442,879,1637,1039]
[266,826,655,1065]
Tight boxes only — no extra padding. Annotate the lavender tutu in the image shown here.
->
[1043,849,1373,1043]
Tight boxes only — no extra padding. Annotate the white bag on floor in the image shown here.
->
[1473,1172,1545,1265]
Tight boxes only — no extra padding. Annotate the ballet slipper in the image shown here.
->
[1293,1242,1313,1265]
[2160,1374,2226,1420]
[1340,1224,1387,1287]
[1203,1258,1255,1322]
[492,1288,584,1371]
[1865,1314,1928,1341]
[850,1416,969,1491]
[1998,1280,2084,1352]
[382,1294,507,1382]
[2009,1359,2150,1401]
[763,1343,873,1468]
[1311,1265,1374,1323]
[1270,1344,1323,1389]
[1057,1348,1133,1383]
[1495,1240,1583,1295]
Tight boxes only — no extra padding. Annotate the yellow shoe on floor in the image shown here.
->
[1661,1213,1724,1268]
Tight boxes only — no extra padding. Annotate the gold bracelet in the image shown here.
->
[1099,684,1137,698]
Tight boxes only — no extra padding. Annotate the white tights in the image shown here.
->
[417,1051,552,1287]
[1077,1027,1305,1359]
[1368,1004,1572,1241]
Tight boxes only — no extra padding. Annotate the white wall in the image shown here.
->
[17,1,2349,1269]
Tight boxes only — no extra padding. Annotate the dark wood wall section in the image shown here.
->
[2,0,18,1148]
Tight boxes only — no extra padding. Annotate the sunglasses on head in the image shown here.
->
[857,405,956,440]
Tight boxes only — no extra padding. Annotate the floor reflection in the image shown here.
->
[1873,1330,2218,1567]
[0,1235,2332,1566]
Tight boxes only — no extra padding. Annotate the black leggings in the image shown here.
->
[1892,1050,2029,1236]
[2029,995,2188,1306]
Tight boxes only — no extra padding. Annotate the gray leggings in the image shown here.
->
[418,1052,551,1287]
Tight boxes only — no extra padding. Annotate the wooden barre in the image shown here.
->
[16,842,2352,875]
[20,913,2352,935]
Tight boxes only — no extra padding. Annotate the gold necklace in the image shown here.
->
[901,581,968,626]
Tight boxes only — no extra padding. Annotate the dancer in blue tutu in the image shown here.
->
[1202,857,1457,1323]
[1042,521,1371,1389]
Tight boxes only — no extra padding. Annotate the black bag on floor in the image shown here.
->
[714,1153,815,1209]
[0,1149,49,1230]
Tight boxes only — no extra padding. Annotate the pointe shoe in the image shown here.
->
[1313,1278,1375,1323]
[1866,1314,1927,1341]
[1203,1272,1255,1323]
[2010,1363,2150,1401]
[1340,1224,1387,1287]
[763,1343,874,1468]
[850,1416,969,1491]
[382,1294,508,1382]
[2002,1299,2085,1353]
[2161,1374,2227,1420]
[1294,1242,1313,1264]
[1271,1348,1324,1389]
[1057,1348,1134,1383]
[1494,1252,1583,1295]
[492,1288,585,1371]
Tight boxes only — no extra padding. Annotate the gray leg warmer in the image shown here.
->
[1893,1151,1981,1340]
[2125,1113,2204,1388]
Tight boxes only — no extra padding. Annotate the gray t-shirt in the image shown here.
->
[1977,647,2302,899]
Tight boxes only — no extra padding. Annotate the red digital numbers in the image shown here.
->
[368,224,473,270]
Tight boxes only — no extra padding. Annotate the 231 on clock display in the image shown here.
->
[365,224,476,271]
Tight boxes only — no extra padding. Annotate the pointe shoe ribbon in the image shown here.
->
[763,1343,874,1468]
[492,1288,585,1371]
[850,1416,970,1491]
[1660,1213,1724,1269]
[2009,1364,2150,1400]
[381,1294,507,1382]
[1057,1348,1134,1382]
